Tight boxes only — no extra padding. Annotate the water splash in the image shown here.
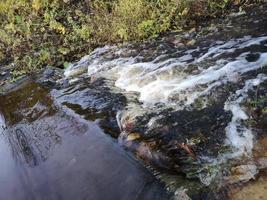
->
[64,35,267,109]
[224,74,267,157]
[64,34,267,186]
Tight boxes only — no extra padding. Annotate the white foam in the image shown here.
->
[83,36,267,161]
[70,35,267,108]
[196,36,267,62]
[197,40,237,62]
[114,52,267,107]
[224,74,267,157]
[63,34,267,186]
[63,35,267,108]
[64,35,267,110]
[65,45,118,77]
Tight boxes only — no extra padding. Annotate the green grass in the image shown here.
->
[0,0,263,76]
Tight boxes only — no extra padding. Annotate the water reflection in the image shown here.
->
[0,82,169,200]
[0,82,56,125]
[0,81,60,167]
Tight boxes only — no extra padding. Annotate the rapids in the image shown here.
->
[1,4,267,200]
[63,5,267,198]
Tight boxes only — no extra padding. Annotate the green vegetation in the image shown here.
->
[247,94,267,109]
[0,0,263,75]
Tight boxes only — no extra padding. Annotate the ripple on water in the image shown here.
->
[0,81,170,200]
[64,33,267,197]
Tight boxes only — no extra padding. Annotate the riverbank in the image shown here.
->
[1,1,267,199]
[0,0,264,77]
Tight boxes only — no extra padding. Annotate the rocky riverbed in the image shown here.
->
[1,3,267,200]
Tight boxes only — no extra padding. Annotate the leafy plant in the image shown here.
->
[0,0,263,74]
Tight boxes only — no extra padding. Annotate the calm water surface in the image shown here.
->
[0,82,169,200]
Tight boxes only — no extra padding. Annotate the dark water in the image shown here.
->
[1,4,267,200]
[0,81,169,200]
[61,4,267,199]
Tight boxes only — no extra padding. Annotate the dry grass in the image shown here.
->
[0,0,262,75]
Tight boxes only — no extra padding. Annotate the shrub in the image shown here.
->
[0,0,263,75]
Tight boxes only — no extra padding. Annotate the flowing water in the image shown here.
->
[0,81,169,200]
[63,6,267,199]
[1,5,267,200]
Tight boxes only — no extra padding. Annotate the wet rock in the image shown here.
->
[186,39,196,46]
[0,4,264,198]
[115,103,232,175]
[0,71,7,76]
[245,53,260,62]
[229,11,246,17]
[225,165,258,184]
[35,67,64,88]
[43,68,55,78]
[51,77,127,137]
[208,24,218,32]
[172,188,191,200]
[64,55,90,77]
[53,6,267,195]
[230,174,267,200]
[15,129,37,166]
[256,158,267,169]
[126,133,141,141]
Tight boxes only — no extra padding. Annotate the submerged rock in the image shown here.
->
[0,81,171,200]
[61,5,267,194]
[225,165,258,184]
[229,172,267,200]
[51,77,127,137]
[1,4,265,199]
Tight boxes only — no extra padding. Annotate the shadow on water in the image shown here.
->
[1,5,267,200]
[57,4,267,199]
[0,81,170,200]
[51,77,127,138]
